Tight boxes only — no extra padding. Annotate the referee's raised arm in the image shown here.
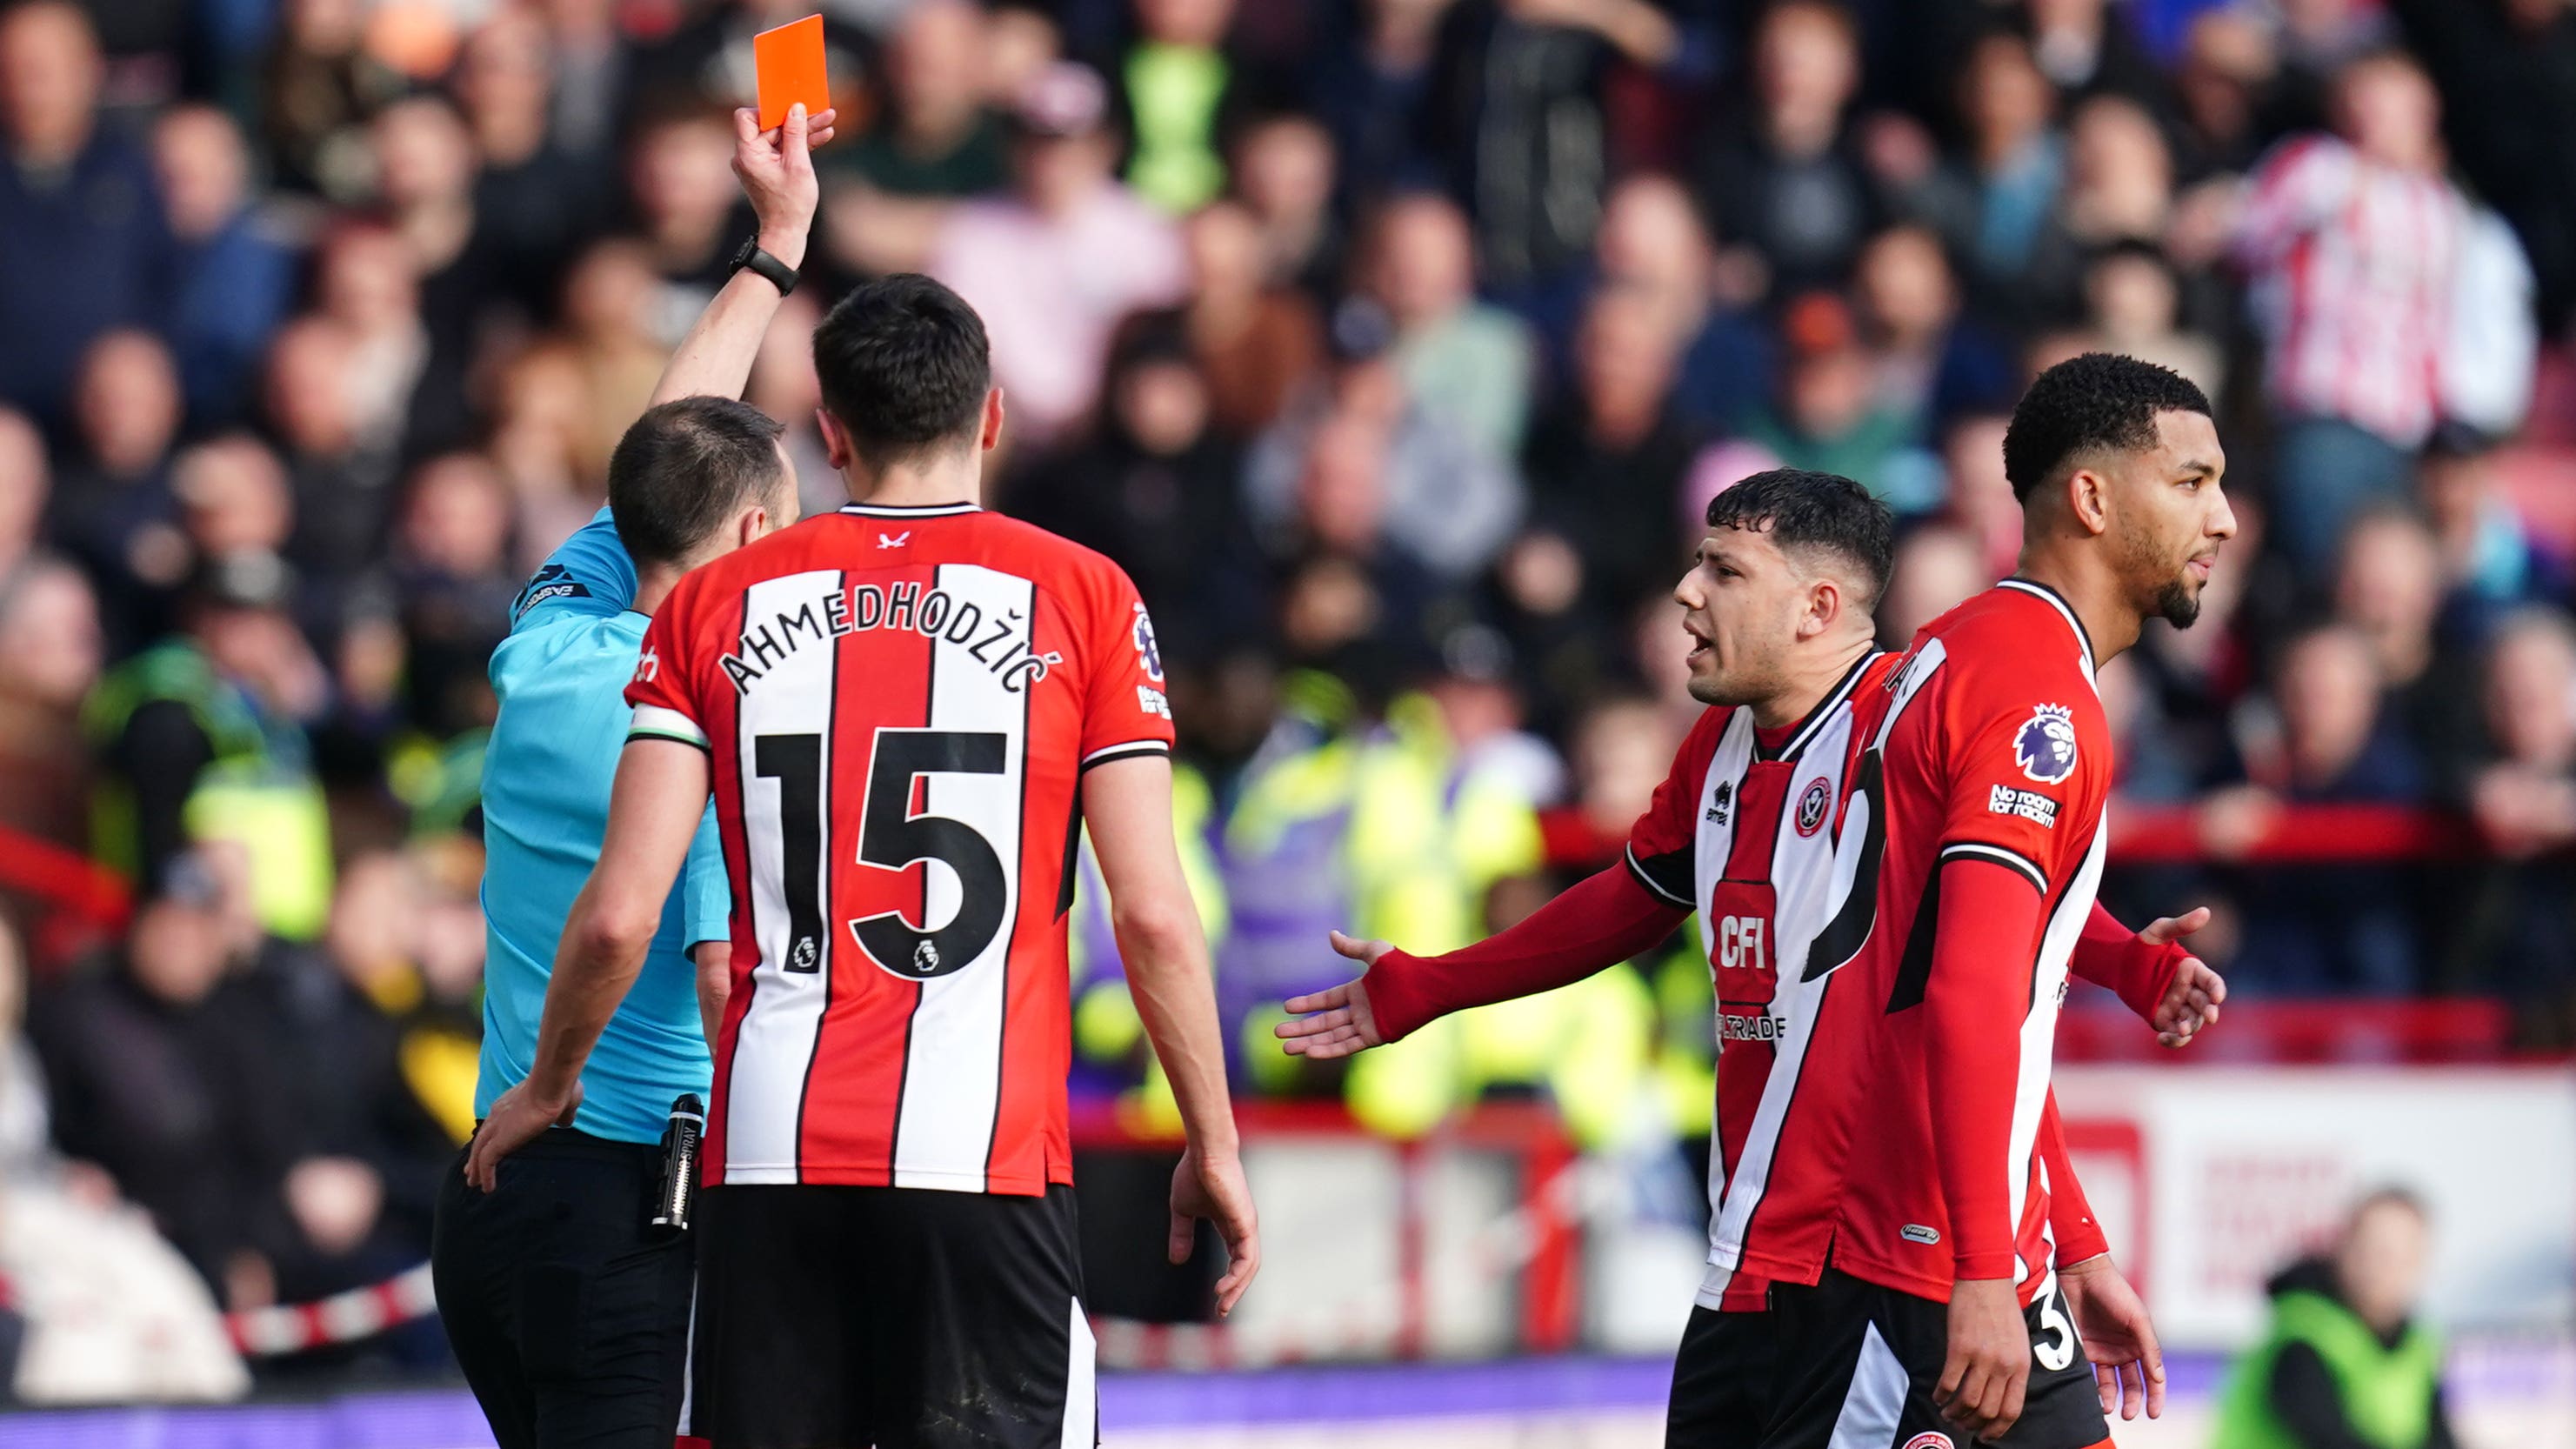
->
[647,102,836,409]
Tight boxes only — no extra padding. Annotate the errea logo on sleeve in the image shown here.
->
[633,645,659,684]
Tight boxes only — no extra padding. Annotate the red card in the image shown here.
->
[752,16,829,132]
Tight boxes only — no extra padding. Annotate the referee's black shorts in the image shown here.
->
[686,1182,1095,1449]
[430,1130,696,1449]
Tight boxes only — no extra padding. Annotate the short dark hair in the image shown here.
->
[2003,352,2212,502]
[1705,468,1896,604]
[811,274,991,471]
[606,396,788,566]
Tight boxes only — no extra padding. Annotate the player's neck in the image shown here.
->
[1748,636,1874,731]
[2012,546,2140,664]
[630,564,684,618]
[842,460,981,511]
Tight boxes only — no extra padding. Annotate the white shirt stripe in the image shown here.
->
[630,703,709,748]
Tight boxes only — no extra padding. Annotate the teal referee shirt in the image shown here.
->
[475,509,731,1145]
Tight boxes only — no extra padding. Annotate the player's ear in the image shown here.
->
[738,505,769,548]
[817,408,852,471]
[2066,466,2112,538]
[978,387,1005,452]
[1802,576,1837,639]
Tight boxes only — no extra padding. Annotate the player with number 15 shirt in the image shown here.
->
[471,271,1253,1449]
[627,504,1172,1192]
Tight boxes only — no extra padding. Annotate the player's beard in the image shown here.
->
[2115,518,2204,629]
[2153,574,2202,628]
[1686,631,1786,706]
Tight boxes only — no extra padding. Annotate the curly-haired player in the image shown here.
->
[1745,351,2237,1449]
[1281,451,2228,1448]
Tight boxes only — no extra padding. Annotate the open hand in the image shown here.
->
[2139,907,2224,1047]
[1272,931,1390,1059]
[2060,1256,2166,1422]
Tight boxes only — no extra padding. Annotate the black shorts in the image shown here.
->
[1666,1304,1783,1447]
[687,1182,1094,1449]
[1759,1269,2109,1449]
[430,1131,697,1449]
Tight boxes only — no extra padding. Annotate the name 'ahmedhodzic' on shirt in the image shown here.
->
[714,578,1063,697]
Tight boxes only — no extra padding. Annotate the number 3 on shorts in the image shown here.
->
[2032,1279,2077,1372]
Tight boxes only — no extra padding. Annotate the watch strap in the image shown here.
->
[734,241,798,297]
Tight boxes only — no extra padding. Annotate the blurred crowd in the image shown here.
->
[3,0,2576,1392]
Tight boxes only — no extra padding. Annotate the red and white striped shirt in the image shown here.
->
[1726,581,2112,1305]
[626,502,1176,1195]
[2239,134,2465,447]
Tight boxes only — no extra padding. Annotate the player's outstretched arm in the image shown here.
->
[2069,901,2226,1047]
[464,739,712,1190]
[1278,864,1687,1058]
[645,102,838,409]
[1084,753,1260,1316]
[2040,1094,2166,1424]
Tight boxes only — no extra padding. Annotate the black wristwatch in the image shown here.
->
[730,236,798,297]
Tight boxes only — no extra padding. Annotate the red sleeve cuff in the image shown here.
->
[1363,949,1438,1044]
[2071,905,2191,1024]
[2056,1212,2111,1266]
[1954,1252,2020,1281]
[2135,940,2189,1021]
[2040,1091,2109,1265]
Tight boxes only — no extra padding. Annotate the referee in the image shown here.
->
[430,103,835,1449]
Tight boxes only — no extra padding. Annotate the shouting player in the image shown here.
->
[1747,354,2237,1448]
[1277,467,2223,1446]
[467,271,1258,1448]
[434,101,831,1449]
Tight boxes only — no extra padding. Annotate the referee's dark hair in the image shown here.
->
[606,396,790,568]
[1705,468,1896,607]
[2003,352,2212,503]
[811,273,992,471]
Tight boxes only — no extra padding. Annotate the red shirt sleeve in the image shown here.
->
[1924,855,2048,1280]
[626,576,709,750]
[2070,901,2189,1025]
[1921,657,2111,1279]
[1365,712,1715,1039]
[1366,865,1688,1042]
[1075,562,1178,768]
[1622,707,1725,909]
[2040,1091,2110,1265]
[1933,693,2094,893]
